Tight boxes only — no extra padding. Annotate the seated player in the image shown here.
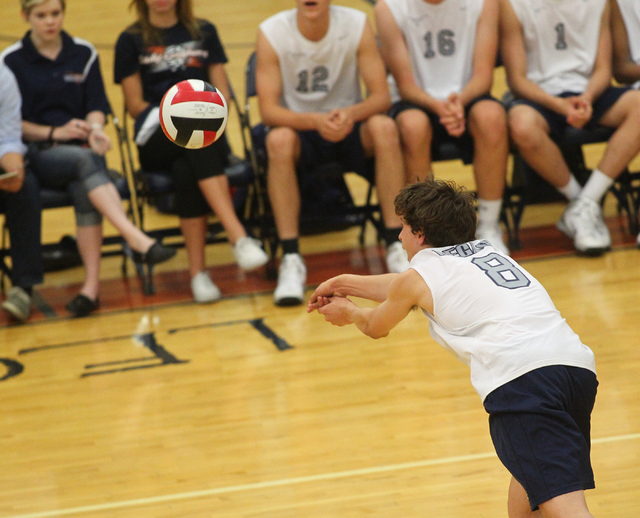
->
[255,0,410,307]
[500,0,640,255]
[376,0,510,255]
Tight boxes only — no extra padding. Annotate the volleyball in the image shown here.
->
[159,79,228,149]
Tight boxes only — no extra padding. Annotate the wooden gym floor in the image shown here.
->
[1,1,639,517]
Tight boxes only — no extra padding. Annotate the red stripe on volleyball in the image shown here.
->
[159,90,171,140]
[202,131,218,147]
[171,90,224,106]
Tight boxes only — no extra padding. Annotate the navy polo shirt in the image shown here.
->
[1,30,111,127]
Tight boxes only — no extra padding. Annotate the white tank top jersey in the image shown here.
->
[616,0,640,89]
[410,240,596,402]
[509,0,607,96]
[385,0,483,100]
[259,6,365,113]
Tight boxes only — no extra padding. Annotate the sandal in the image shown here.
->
[66,294,99,318]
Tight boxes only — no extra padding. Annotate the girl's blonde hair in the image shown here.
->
[21,0,66,15]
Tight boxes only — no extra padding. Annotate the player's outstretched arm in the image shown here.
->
[308,273,398,311]
[312,270,431,339]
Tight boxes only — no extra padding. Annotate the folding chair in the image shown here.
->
[118,79,262,295]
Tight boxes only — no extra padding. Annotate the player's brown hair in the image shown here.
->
[394,179,477,247]
[128,0,201,45]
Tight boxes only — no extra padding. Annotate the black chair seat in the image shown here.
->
[432,136,474,164]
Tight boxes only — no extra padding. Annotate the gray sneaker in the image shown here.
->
[2,286,31,322]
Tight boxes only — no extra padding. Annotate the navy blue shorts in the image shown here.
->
[388,94,504,154]
[255,123,374,181]
[508,86,630,140]
[483,365,598,511]
[297,122,373,180]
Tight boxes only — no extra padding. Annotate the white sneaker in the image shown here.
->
[274,253,307,306]
[190,271,221,303]
[233,236,269,271]
[637,232,640,248]
[556,197,611,255]
[386,241,410,273]
[476,223,510,256]
[2,286,31,322]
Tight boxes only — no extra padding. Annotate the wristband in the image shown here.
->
[48,126,56,143]
[90,123,103,132]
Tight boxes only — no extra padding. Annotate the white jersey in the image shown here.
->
[509,0,607,95]
[410,240,596,402]
[259,6,365,113]
[616,0,640,89]
[385,0,483,100]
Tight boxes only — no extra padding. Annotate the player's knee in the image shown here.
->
[508,110,543,149]
[265,127,298,161]
[396,111,430,149]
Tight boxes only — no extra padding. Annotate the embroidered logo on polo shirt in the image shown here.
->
[63,72,85,83]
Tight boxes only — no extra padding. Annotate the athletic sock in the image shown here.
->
[281,238,299,256]
[579,169,614,202]
[477,198,502,228]
[557,175,582,201]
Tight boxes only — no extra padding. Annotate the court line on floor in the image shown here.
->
[7,432,640,518]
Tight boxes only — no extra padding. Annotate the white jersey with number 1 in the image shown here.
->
[410,240,596,402]
[259,6,365,113]
[509,0,607,95]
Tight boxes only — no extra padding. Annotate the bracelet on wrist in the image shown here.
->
[90,123,103,133]
[48,126,56,143]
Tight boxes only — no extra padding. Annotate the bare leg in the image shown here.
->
[468,100,508,201]
[508,105,573,188]
[75,224,103,301]
[395,108,434,183]
[266,127,302,241]
[538,490,594,518]
[595,89,640,179]
[88,183,154,253]
[179,216,208,278]
[361,114,406,228]
[198,174,247,244]
[508,477,542,518]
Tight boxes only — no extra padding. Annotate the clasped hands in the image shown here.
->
[307,282,355,327]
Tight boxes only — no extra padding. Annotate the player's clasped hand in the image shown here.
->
[308,295,354,327]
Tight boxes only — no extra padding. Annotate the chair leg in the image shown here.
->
[122,242,156,295]
[610,170,640,235]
